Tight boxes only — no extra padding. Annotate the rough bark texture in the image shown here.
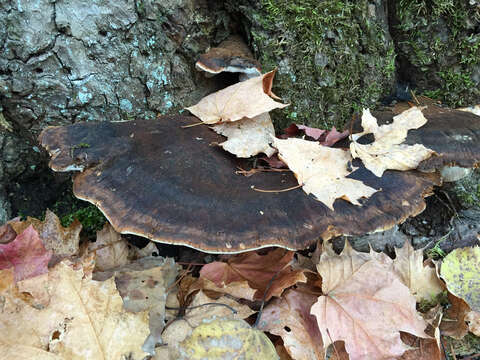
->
[0,0,232,222]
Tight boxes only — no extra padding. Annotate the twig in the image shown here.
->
[450,342,457,360]
[181,122,204,128]
[251,184,302,193]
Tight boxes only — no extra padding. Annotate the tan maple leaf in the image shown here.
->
[212,112,276,157]
[272,137,378,210]
[0,260,149,359]
[258,288,324,360]
[392,240,445,301]
[350,107,435,177]
[310,242,429,360]
[186,70,288,124]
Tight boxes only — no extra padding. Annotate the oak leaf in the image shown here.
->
[0,225,52,282]
[350,107,435,177]
[199,248,306,301]
[258,289,324,360]
[212,112,276,157]
[186,70,288,124]
[392,240,445,301]
[310,242,429,360]
[272,137,378,210]
[0,260,150,359]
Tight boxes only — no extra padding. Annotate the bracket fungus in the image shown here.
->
[195,35,262,80]
[40,115,444,254]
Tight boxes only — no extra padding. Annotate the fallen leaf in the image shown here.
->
[258,154,288,168]
[88,223,131,272]
[186,70,288,124]
[440,246,480,312]
[258,288,325,360]
[440,293,470,339]
[311,242,429,360]
[199,248,306,300]
[322,127,349,147]
[466,310,480,336]
[175,318,278,359]
[212,112,276,157]
[296,124,326,140]
[350,107,435,177]
[113,256,180,355]
[0,260,150,359]
[399,306,444,360]
[156,290,255,359]
[392,240,445,301]
[272,137,378,210]
[0,223,16,244]
[9,210,81,260]
[0,225,52,282]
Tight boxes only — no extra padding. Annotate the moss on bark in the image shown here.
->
[227,0,396,129]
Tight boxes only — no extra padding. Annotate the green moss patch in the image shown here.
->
[228,0,396,129]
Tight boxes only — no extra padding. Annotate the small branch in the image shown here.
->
[251,184,302,193]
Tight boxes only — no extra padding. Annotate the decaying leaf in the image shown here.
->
[186,70,288,124]
[0,223,16,244]
[88,223,132,272]
[272,137,378,210]
[0,225,52,282]
[112,257,180,355]
[156,290,255,359]
[212,112,276,157]
[0,260,150,359]
[440,246,480,312]
[9,210,81,260]
[465,310,480,336]
[350,107,435,177]
[258,288,324,360]
[392,240,445,301]
[199,248,306,300]
[440,293,470,339]
[311,242,429,360]
[176,318,278,360]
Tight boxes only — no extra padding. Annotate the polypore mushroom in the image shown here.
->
[40,115,440,253]
[195,35,261,80]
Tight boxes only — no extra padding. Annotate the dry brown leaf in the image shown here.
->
[392,240,445,301]
[311,242,429,360]
[212,112,276,157]
[112,257,180,354]
[465,310,480,336]
[0,260,149,359]
[258,288,325,360]
[440,293,470,339]
[199,248,306,301]
[399,307,444,360]
[193,277,257,301]
[186,70,288,124]
[272,137,378,210]
[350,107,435,177]
[9,210,81,260]
[88,223,131,272]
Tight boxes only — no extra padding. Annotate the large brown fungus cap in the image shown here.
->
[40,116,440,253]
